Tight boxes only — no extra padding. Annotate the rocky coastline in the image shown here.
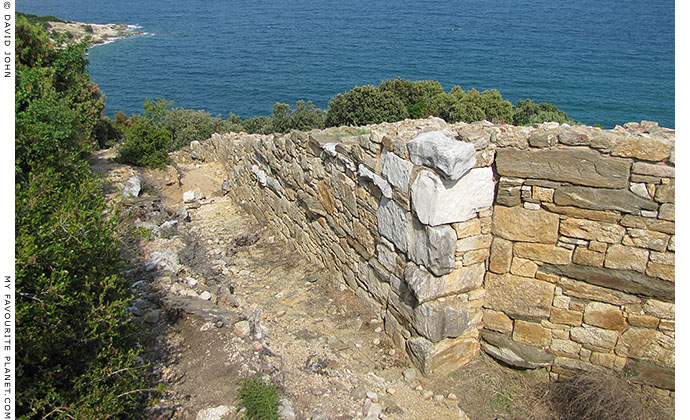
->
[44,20,142,47]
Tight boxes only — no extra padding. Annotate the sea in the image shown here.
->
[20,0,675,128]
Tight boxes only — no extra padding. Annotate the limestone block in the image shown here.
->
[590,352,626,370]
[407,331,479,375]
[632,162,675,178]
[627,314,659,328]
[513,320,551,347]
[559,218,626,244]
[604,245,649,272]
[623,229,669,251]
[489,237,513,274]
[463,248,490,266]
[496,177,523,207]
[455,234,492,253]
[456,125,491,149]
[492,206,559,244]
[630,182,652,199]
[542,203,621,224]
[410,168,494,226]
[583,302,626,331]
[528,130,558,148]
[495,148,630,188]
[549,308,583,326]
[643,299,674,320]
[654,179,674,203]
[557,277,641,306]
[573,246,605,267]
[377,198,412,254]
[658,203,674,221]
[407,131,476,180]
[541,263,673,302]
[616,328,674,367]
[623,358,675,390]
[358,164,392,199]
[551,339,582,356]
[485,272,555,319]
[532,186,555,202]
[453,218,482,238]
[513,242,573,265]
[611,136,673,162]
[404,262,485,304]
[381,148,413,193]
[558,128,591,146]
[412,299,473,343]
[481,330,554,369]
[570,326,618,350]
[483,309,513,333]
[315,181,336,214]
[554,186,658,214]
[376,240,397,272]
[620,215,674,234]
[408,221,457,276]
[510,257,538,277]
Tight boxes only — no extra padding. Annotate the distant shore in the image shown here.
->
[44,20,142,47]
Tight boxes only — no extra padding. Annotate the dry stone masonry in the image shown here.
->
[187,117,674,393]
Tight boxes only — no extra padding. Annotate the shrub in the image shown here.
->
[115,117,171,168]
[325,85,408,126]
[236,375,280,420]
[379,77,444,118]
[16,166,145,419]
[164,107,225,150]
[513,98,574,126]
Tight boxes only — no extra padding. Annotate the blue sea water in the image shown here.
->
[21,0,675,128]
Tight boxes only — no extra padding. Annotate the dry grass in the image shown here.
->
[545,372,674,420]
[435,353,673,420]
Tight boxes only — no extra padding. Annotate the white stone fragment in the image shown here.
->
[183,188,203,203]
[251,164,267,186]
[381,149,413,193]
[630,182,652,199]
[411,168,494,226]
[123,175,142,198]
[358,164,393,199]
[407,131,476,180]
[377,198,412,253]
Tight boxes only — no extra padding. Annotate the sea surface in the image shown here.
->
[21,0,675,128]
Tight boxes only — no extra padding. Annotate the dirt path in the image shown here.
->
[90,149,468,420]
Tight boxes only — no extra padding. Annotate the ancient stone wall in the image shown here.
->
[186,118,674,392]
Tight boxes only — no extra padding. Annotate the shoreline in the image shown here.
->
[44,20,144,47]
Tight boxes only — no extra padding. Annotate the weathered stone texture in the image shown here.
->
[513,242,573,265]
[583,302,626,331]
[541,263,673,302]
[485,273,555,319]
[493,206,559,243]
[554,186,658,214]
[513,320,551,347]
[560,218,626,244]
[411,168,494,226]
[610,136,673,161]
[407,131,476,180]
[616,328,674,367]
[489,237,513,274]
[604,245,649,272]
[495,148,630,188]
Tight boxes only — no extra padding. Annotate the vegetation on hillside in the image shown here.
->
[16,13,146,419]
[112,77,574,169]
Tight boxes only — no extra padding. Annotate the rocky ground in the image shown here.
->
[45,20,142,46]
[90,149,476,420]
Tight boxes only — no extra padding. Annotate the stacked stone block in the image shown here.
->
[187,117,674,392]
[189,119,494,376]
[482,120,675,393]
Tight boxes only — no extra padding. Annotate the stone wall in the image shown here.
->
[185,118,674,392]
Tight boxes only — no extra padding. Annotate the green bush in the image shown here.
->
[115,117,171,168]
[379,77,444,118]
[164,108,226,150]
[325,85,408,126]
[513,99,574,126]
[236,375,280,420]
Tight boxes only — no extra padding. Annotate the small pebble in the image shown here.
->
[447,392,458,401]
[374,327,383,333]
[373,338,380,345]
[366,391,378,402]
[386,387,396,395]
[422,390,433,400]
[388,349,395,356]
[276,310,286,318]
[433,394,444,402]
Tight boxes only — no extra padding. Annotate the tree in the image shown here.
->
[325,85,408,126]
